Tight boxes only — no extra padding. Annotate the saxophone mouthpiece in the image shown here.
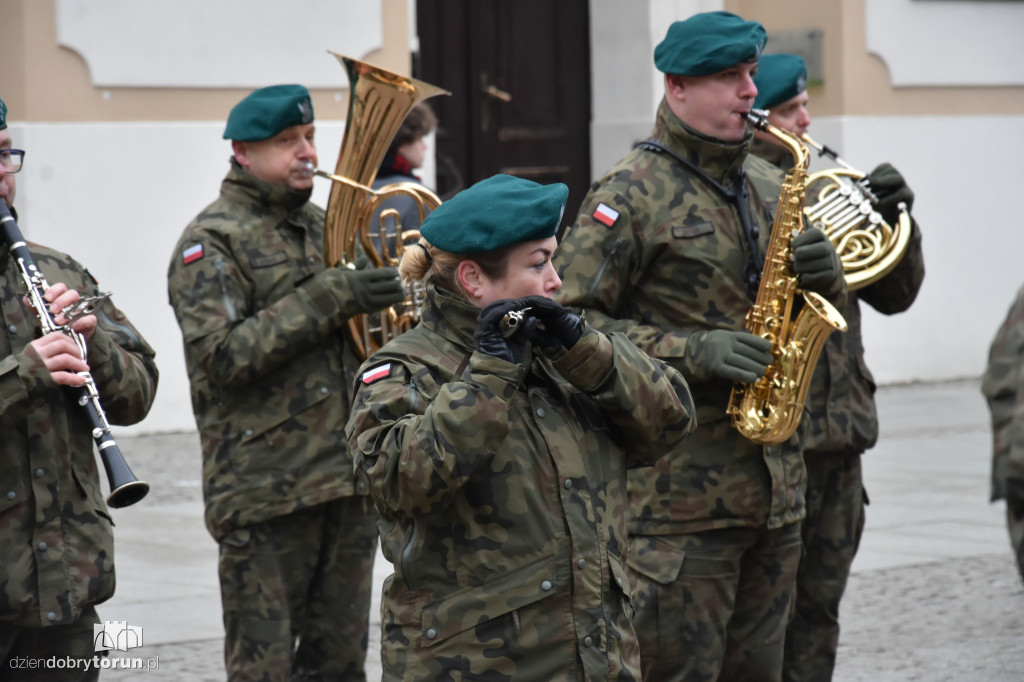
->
[744,108,770,131]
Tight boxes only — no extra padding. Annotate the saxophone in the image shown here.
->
[726,110,848,445]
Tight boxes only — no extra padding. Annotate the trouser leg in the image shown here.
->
[0,606,104,682]
[783,451,865,682]
[631,524,801,682]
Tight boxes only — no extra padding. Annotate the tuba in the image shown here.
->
[313,53,450,359]
[726,111,848,445]
[801,133,912,290]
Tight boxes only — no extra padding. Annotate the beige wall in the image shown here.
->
[0,0,414,123]
[732,0,1024,116]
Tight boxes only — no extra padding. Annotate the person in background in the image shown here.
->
[982,285,1024,587]
[555,12,848,681]
[750,53,925,682]
[371,102,439,233]
[167,84,405,681]
[0,93,159,681]
[347,173,695,681]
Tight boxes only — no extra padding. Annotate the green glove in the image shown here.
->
[343,263,405,313]
[702,330,773,383]
[791,227,843,296]
[867,162,914,225]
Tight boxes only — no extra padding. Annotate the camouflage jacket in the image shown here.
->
[1,236,158,627]
[167,160,370,541]
[555,99,848,534]
[755,145,925,454]
[346,286,695,681]
[982,284,1024,504]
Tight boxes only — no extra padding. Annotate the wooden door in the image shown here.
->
[417,0,591,230]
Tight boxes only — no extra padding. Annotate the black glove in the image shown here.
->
[867,162,914,226]
[703,330,773,383]
[791,227,843,296]
[343,258,406,313]
[474,299,536,364]
[519,295,584,350]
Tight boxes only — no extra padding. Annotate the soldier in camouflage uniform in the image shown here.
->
[750,54,925,682]
[982,285,1024,585]
[554,13,849,682]
[346,174,696,681]
[0,94,159,681]
[167,85,405,682]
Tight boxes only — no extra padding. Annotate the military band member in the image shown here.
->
[1,94,159,681]
[555,12,847,682]
[982,285,1024,587]
[750,54,925,682]
[346,174,696,681]
[167,85,405,681]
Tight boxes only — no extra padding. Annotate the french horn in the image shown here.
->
[313,53,449,359]
[801,134,912,290]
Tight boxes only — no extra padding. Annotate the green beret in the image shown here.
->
[420,174,568,253]
[0,94,7,131]
[223,84,314,142]
[753,54,808,111]
[655,11,766,76]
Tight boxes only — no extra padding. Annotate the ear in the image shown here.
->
[665,74,687,101]
[231,140,250,167]
[456,260,486,301]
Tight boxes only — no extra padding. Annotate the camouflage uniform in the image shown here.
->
[346,285,696,681]
[1,226,158,679]
[555,100,847,682]
[167,160,377,681]
[750,144,926,682]
[982,284,1024,584]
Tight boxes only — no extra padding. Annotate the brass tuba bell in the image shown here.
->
[801,133,912,290]
[314,53,450,359]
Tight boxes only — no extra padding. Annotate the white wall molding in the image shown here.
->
[55,0,384,88]
[865,0,1024,86]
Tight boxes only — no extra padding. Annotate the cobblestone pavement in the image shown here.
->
[96,379,1024,681]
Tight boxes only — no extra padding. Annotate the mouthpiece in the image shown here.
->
[298,161,316,178]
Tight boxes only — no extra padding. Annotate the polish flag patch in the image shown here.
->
[592,203,620,227]
[182,244,204,265]
[361,363,393,385]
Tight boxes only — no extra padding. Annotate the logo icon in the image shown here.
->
[94,621,144,652]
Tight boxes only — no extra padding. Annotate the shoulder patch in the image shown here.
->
[361,362,394,385]
[592,203,620,228]
[182,244,204,265]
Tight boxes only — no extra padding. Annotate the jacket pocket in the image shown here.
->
[420,554,559,647]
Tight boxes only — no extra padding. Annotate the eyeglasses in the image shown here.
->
[0,149,25,174]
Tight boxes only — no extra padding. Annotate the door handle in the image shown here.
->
[484,84,512,102]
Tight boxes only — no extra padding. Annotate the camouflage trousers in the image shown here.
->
[0,605,105,682]
[629,522,802,682]
[782,450,866,682]
[1008,503,1024,584]
[218,496,378,682]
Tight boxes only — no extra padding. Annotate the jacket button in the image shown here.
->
[541,580,553,591]
[8,324,16,334]
[244,429,253,437]
[583,636,593,647]
[577,559,587,569]
[7,491,15,500]
[536,408,546,418]
[47,612,57,622]
[426,628,437,639]
[321,387,329,394]
[35,469,44,478]
[564,479,573,489]
[38,541,48,551]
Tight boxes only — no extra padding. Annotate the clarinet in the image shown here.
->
[0,199,149,508]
